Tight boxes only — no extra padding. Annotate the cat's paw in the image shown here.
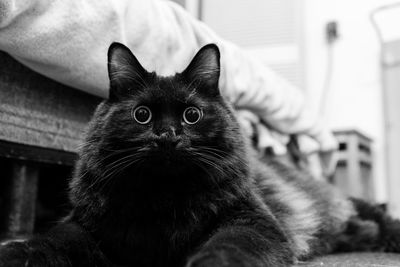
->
[0,239,70,267]
[186,250,250,267]
[0,240,30,267]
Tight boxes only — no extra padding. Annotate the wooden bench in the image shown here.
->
[0,51,101,237]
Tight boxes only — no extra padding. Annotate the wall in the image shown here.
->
[303,0,400,204]
[178,0,400,209]
[201,0,304,87]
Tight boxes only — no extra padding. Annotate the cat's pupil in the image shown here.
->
[133,106,152,124]
[183,107,201,124]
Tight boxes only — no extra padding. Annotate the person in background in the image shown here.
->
[0,0,337,176]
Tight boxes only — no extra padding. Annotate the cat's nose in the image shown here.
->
[154,127,182,148]
[154,135,182,148]
[155,125,178,138]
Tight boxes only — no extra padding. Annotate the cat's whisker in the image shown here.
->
[192,150,246,179]
[75,139,102,152]
[189,157,223,193]
[102,155,143,177]
[182,77,198,94]
[98,158,144,193]
[100,147,143,159]
[87,154,144,190]
[100,154,140,175]
[194,146,248,165]
[192,153,225,177]
[193,146,249,174]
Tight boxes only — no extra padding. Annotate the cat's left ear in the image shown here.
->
[182,44,221,97]
[107,42,148,101]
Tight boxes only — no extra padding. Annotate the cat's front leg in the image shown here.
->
[186,213,295,267]
[0,222,111,267]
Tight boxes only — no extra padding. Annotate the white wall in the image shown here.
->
[186,0,399,205]
[201,0,303,87]
[303,0,400,204]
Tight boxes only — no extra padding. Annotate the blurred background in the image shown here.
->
[175,0,400,215]
[0,0,400,239]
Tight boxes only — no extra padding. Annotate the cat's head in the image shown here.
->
[74,43,248,194]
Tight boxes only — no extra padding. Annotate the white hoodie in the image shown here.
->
[0,0,337,154]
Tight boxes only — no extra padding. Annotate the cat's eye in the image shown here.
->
[183,107,202,125]
[132,106,152,124]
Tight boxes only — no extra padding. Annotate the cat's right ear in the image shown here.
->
[182,44,221,97]
[107,42,147,101]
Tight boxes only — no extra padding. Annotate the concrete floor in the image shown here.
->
[302,253,400,267]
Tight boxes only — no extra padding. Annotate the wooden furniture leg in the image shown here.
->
[5,162,38,237]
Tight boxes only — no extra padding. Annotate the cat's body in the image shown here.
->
[1,43,400,267]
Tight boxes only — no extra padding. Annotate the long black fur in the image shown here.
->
[1,43,400,267]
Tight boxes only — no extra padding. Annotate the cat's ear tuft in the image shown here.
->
[182,44,221,96]
[107,42,147,101]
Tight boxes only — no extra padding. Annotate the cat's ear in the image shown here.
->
[107,42,147,101]
[182,44,221,96]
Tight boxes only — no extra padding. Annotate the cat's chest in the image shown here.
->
[95,206,215,266]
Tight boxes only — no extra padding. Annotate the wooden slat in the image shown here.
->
[0,51,102,153]
[0,140,77,166]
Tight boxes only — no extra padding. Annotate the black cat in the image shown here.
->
[1,43,400,267]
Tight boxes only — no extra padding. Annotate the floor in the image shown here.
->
[303,253,400,267]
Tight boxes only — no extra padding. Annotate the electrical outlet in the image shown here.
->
[326,21,339,43]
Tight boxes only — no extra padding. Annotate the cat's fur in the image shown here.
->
[1,43,400,267]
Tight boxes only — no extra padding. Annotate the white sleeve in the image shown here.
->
[0,0,337,151]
